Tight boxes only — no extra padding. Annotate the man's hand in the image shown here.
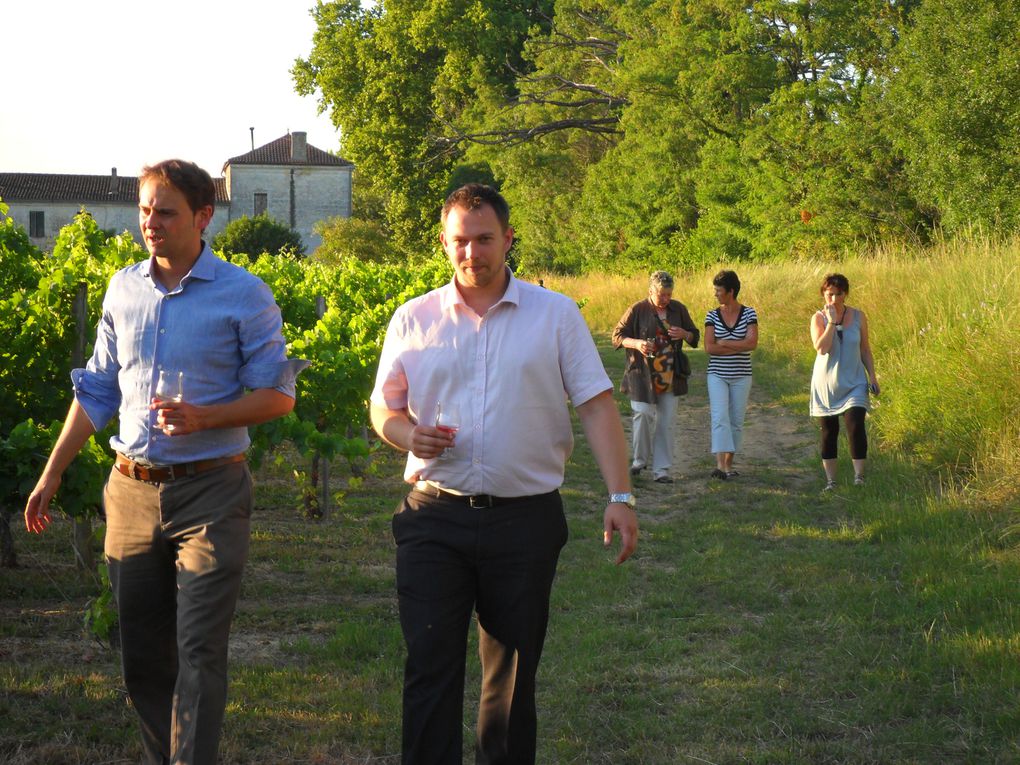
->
[152,398,204,436]
[23,400,97,534]
[603,502,638,564]
[407,424,455,460]
[25,475,59,534]
[370,403,455,459]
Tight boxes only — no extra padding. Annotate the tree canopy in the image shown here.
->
[295,0,1018,272]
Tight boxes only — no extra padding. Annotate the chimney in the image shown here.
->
[291,131,307,162]
[109,167,119,195]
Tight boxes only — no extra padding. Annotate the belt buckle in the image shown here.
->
[469,495,494,509]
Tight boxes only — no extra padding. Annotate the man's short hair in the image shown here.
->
[649,270,674,292]
[441,183,510,231]
[140,159,216,215]
[713,269,741,299]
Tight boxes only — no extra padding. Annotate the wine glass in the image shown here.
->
[434,401,461,460]
[645,336,657,358]
[155,370,184,432]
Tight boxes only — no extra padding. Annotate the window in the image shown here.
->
[254,192,268,217]
[29,211,45,238]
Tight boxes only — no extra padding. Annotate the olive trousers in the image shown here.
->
[103,462,252,765]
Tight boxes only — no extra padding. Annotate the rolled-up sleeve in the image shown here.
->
[71,303,122,431]
[239,358,311,395]
[236,281,309,397]
[71,367,120,432]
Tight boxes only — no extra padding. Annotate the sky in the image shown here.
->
[1,1,339,178]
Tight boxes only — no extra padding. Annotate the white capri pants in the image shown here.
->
[706,372,752,454]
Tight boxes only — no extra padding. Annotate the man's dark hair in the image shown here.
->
[140,159,216,215]
[713,269,741,299]
[442,183,510,231]
[820,273,850,295]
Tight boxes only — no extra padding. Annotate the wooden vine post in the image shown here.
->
[71,283,95,571]
[306,295,330,519]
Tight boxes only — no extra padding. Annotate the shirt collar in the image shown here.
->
[440,267,520,313]
[142,241,217,288]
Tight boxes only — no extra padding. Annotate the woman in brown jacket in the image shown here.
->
[612,271,700,484]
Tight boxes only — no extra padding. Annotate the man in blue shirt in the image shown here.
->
[24,159,307,765]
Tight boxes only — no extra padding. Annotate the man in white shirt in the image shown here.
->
[370,183,638,765]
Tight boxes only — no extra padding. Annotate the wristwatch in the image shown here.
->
[608,492,636,509]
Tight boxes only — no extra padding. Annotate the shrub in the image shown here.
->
[212,214,304,259]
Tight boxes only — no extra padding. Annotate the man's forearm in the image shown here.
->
[200,388,295,430]
[41,399,97,480]
[370,403,414,453]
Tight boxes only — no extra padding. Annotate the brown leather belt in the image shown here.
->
[115,453,246,483]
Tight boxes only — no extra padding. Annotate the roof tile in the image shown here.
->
[226,133,351,167]
[0,173,229,204]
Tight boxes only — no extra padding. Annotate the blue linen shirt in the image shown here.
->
[72,243,308,465]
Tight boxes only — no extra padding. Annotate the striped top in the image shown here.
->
[706,305,758,379]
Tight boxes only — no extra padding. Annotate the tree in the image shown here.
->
[212,215,304,259]
[293,0,554,256]
[885,0,1020,234]
[294,0,1015,272]
[471,0,628,273]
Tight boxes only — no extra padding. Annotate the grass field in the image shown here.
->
[4,327,1019,763]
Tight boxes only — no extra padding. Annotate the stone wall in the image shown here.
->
[5,201,229,252]
[225,164,352,252]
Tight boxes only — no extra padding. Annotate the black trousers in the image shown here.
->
[392,488,568,765]
[818,406,868,460]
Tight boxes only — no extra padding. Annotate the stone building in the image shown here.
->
[0,132,352,252]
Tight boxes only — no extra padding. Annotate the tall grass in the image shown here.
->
[546,234,1020,503]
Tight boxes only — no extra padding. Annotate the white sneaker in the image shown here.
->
[823,480,837,492]
[854,475,865,486]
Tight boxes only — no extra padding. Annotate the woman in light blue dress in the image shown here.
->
[809,274,879,490]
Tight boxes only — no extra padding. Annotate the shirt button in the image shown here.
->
[159,328,166,334]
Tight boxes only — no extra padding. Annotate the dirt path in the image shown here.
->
[621,368,819,513]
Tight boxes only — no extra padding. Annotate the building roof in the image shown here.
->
[0,172,230,204]
[225,132,351,168]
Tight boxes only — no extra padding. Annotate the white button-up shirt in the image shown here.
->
[371,273,611,496]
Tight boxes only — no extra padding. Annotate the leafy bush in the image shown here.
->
[212,214,304,259]
[314,215,401,264]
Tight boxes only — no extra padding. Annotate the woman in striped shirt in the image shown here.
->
[704,270,758,479]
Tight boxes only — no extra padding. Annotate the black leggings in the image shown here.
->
[818,407,868,460]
